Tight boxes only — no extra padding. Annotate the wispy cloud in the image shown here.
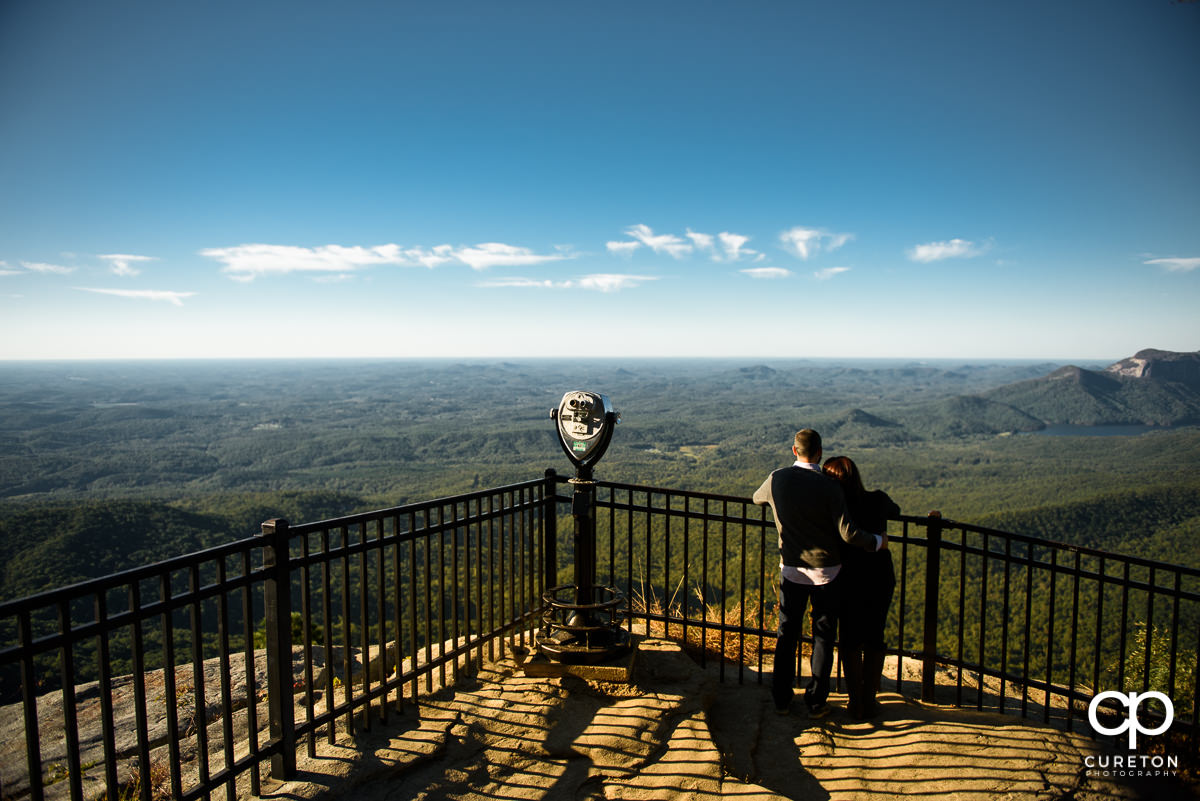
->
[75,287,196,306]
[741,267,791,279]
[608,224,761,262]
[202,242,570,280]
[623,224,693,259]
[22,261,75,275]
[454,243,571,271]
[779,227,852,260]
[0,261,21,277]
[907,238,982,262]
[478,273,657,292]
[606,240,642,257]
[99,253,156,277]
[201,244,405,281]
[1145,257,1200,273]
[814,266,852,280]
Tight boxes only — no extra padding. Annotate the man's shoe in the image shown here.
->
[806,703,832,720]
[774,705,791,716]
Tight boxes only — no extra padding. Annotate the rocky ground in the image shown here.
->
[256,638,1191,801]
[5,634,1196,801]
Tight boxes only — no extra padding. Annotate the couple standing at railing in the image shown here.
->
[753,428,899,721]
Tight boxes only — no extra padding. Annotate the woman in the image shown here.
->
[823,455,900,720]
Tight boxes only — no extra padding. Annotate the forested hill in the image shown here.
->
[1,355,1199,601]
[978,349,1200,427]
[0,491,368,601]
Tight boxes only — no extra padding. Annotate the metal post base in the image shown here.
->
[537,584,631,664]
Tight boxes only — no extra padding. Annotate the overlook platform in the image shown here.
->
[254,633,1172,801]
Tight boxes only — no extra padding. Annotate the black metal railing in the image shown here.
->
[3,471,1198,801]
[0,478,548,801]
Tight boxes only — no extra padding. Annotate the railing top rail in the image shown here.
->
[901,513,1200,579]
[287,476,547,536]
[0,532,265,617]
[577,474,776,508]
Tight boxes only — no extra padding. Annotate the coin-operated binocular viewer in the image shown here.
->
[538,391,631,663]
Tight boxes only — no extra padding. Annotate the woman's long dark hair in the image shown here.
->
[822,455,865,501]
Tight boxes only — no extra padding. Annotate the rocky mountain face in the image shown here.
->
[977,349,1200,429]
[1105,349,1200,388]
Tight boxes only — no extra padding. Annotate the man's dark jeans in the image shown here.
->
[772,575,843,711]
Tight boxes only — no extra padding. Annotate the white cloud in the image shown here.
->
[99,253,155,277]
[0,261,21,277]
[453,242,570,271]
[22,261,75,275]
[907,238,981,262]
[202,241,569,279]
[718,232,758,261]
[201,243,407,281]
[741,267,791,279]
[779,227,852,260]
[404,245,455,268]
[576,273,656,292]
[478,273,657,292]
[606,240,642,257]
[624,224,693,258]
[686,229,714,251]
[1145,257,1200,273]
[75,287,196,306]
[814,266,852,280]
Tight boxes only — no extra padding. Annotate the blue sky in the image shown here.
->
[1,0,1197,360]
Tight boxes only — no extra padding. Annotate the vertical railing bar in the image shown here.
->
[646,492,653,633]
[471,498,482,665]
[261,519,296,780]
[54,598,83,801]
[977,531,989,711]
[682,495,690,651]
[507,491,516,648]
[497,494,507,660]
[1168,571,1182,706]
[129,580,153,801]
[340,524,354,736]
[1066,550,1081,732]
[18,608,45,801]
[758,505,767,683]
[392,513,404,714]
[1117,561,1130,692]
[1091,555,1106,734]
[1044,548,1058,725]
[896,519,909,694]
[377,517,389,724]
[999,536,1012,714]
[423,511,433,694]
[161,572,183,799]
[518,488,528,644]
[720,499,728,683]
[320,528,335,746]
[450,505,461,683]
[608,484,616,591]
[664,491,672,638]
[1021,542,1034,719]
[359,522,372,731]
[486,497,495,662]
[188,563,211,791]
[739,501,747,684]
[1143,566,1156,696]
[95,591,119,799]
[700,498,710,669]
[239,552,260,796]
[301,531,316,756]
[626,489,634,625]
[956,529,966,707]
[409,510,420,701]
[215,559,237,801]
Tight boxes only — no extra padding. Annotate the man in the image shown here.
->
[753,429,886,717]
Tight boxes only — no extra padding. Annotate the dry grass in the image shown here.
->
[629,578,776,668]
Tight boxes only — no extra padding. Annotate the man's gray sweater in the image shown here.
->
[753,466,878,569]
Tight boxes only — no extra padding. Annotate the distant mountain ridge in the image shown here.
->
[979,348,1200,428]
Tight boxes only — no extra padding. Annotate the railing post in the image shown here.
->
[544,470,559,594]
[261,518,296,780]
[922,511,943,703]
